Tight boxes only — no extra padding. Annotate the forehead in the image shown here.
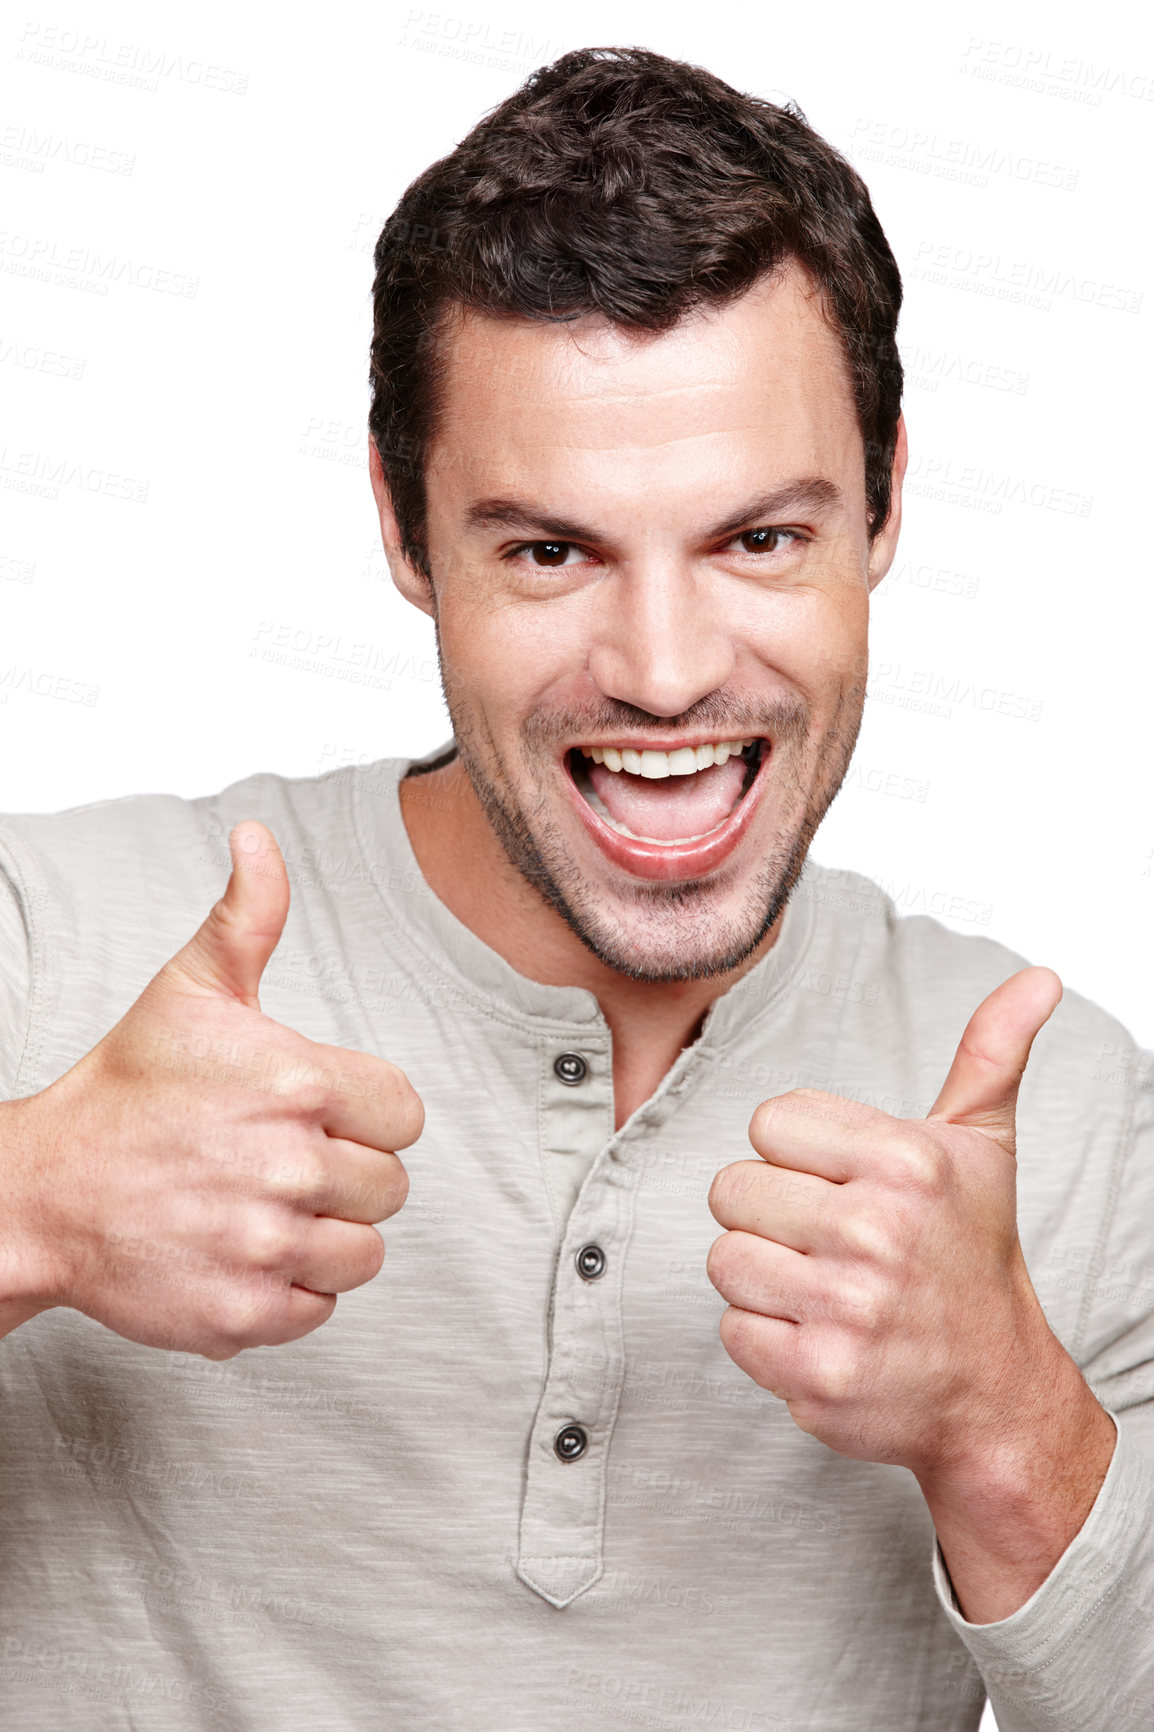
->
[427,264,863,501]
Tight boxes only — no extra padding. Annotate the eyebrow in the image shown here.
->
[708,479,842,539]
[462,478,843,545]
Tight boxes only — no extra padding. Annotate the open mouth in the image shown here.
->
[565,737,768,846]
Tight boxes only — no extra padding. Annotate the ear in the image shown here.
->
[368,438,435,619]
[866,414,908,594]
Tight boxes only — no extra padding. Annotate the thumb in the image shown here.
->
[928,966,1062,1146]
[170,820,290,1007]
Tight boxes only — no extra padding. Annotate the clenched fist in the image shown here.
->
[0,820,423,1359]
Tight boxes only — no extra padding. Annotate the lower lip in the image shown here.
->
[561,746,772,883]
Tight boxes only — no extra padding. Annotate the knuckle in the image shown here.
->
[289,1071,330,1119]
[294,1290,337,1338]
[252,1142,326,1206]
[835,1277,886,1334]
[891,1136,945,1192]
[750,1089,828,1146]
[240,1211,299,1273]
[764,1088,831,1121]
[322,1225,384,1290]
[357,1227,386,1283]
[336,1156,408,1223]
[384,1158,410,1215]
[382,1065,424,1147]
[709,1161,758,1217]
[749,1098,782,1145]
[199,1340,242,1362]
[713,1302,741,1344]
[837,1211,895,1267]
[706,1229,749,1293]
[287,1152,330,1207]
[707,1165,736,1216]
[798,1335,858,1405]
[717,1305,774,1385]
[201,1287,268,1354]
[705,1233,730,1288]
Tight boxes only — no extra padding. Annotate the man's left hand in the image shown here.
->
[706,966,1088,1476]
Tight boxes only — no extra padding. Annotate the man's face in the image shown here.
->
[381,265,904,983]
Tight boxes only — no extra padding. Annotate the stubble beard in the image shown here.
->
[438,653,863,985]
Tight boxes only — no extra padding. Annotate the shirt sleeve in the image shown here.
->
[0,859,32,1098]
[932,1056,1154,1731]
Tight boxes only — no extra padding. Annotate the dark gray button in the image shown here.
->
[576,1244,606,1281]
[554,1052,588,1086]
[553,1423,588,1461]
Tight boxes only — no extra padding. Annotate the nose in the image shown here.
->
[586,560,735,718]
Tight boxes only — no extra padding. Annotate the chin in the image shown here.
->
[535,827,810,985]
[446,698,834,980]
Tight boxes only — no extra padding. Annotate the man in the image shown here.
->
[0,45,1149,1732]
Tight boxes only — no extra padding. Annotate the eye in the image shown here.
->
[513,540,585,568]
[726,527,800,555]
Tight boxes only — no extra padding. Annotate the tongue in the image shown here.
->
[586,756,748,841]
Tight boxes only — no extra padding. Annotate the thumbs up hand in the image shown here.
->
[0,822,423,1358]
[706,968,1087,1475]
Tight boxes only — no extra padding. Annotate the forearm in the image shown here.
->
[915,1347,1116,1624]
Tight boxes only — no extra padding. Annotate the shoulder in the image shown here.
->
[0,757,408,896]
[800,857,1141,1115]
[0,760,411,1089]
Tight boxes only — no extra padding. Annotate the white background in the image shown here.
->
[1,5,1151,1716]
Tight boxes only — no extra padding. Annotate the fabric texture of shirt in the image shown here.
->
[0,749,1151,1732]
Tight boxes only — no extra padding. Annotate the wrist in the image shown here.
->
[916,1361,1113,1509]
[912,1277,1085,1480]
[0,1095,63,1331]
[913,1340,1117,1621]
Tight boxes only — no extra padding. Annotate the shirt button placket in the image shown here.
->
[516,1039,637,1609]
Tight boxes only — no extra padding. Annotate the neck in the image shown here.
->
[399,755,782,1128]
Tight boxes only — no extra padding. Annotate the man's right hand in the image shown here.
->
[0,820,424,1358]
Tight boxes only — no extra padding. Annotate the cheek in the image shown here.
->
[434,581,582,728]
[741,582,869,711]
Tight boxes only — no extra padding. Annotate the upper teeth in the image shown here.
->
[579,739,756,778]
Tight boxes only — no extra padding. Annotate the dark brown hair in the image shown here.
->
[369,46,903,577]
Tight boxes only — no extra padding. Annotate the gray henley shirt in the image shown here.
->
[0,749,1151,1731]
